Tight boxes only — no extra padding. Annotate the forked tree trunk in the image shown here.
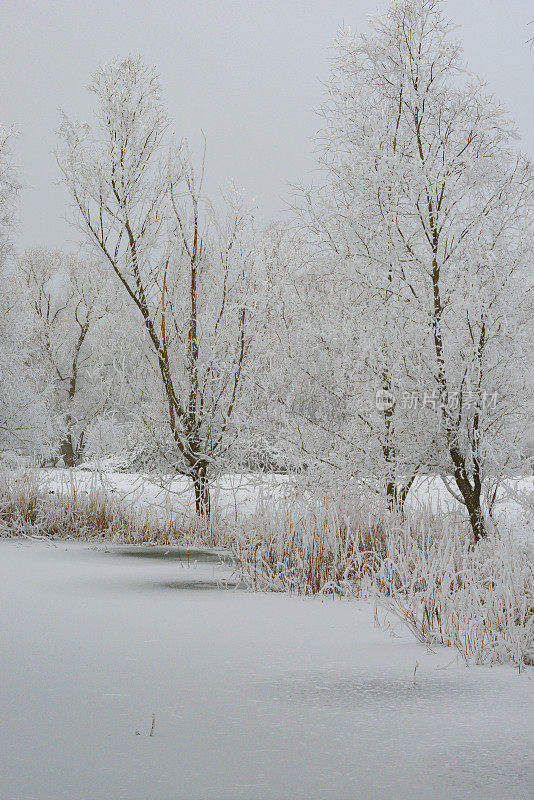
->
[193,463,210,519]
[450,447,486,543]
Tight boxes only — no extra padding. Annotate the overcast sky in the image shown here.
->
[1,0,533,251]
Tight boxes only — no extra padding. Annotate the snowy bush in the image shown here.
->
[376,522,533,668]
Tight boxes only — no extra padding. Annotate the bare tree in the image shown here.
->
[289,188,432,511]
[0,125,18,269]
[0,128,57,459]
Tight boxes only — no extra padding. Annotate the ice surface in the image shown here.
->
[1,539,532,799]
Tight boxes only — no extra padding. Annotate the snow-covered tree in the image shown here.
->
[281,199,432,508]
[16,248,123,466]
[0,126,17,268]
[57,58,261,515]
[309,0,534,538]
[0,128,57,459]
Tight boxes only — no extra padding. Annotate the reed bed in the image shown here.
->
[0,469,224,547]
[234,494,534,668]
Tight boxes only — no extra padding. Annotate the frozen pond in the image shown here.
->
[0,540,532,799]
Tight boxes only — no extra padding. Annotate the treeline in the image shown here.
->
[1,0,533,537]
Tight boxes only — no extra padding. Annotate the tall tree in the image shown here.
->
[290,193,431,508]
[314,0,534,538]
[0,128,57,459]
[57,58,259,516]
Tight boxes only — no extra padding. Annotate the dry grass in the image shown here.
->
[0,469,224,546]
[232,495,388,595]
[374,521,534,668]
[234,494,534,668]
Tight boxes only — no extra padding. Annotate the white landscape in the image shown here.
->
[1,0,534,797]
[0,471,533,799]
[1,534,532,800]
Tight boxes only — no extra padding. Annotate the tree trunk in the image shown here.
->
[459,482,486,543]
[386,481,398,511]
[193,463,210,519]
[386,479,413,515]
[450,447,486,543]
[59,435,76,468]
[465,498,486,544]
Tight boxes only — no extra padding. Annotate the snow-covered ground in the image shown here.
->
[1,539,532,800]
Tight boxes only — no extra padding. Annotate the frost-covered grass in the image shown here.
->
[2,468,533,668]
[0,470,224,547]
[234,495,534,669]
[376,521,533,668]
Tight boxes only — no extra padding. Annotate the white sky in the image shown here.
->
[1,0,533,251]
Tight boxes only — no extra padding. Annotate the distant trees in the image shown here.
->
[57,58,260,515]
[17,248,122,466]
[0,127,57,459]
[0,126,17,268]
